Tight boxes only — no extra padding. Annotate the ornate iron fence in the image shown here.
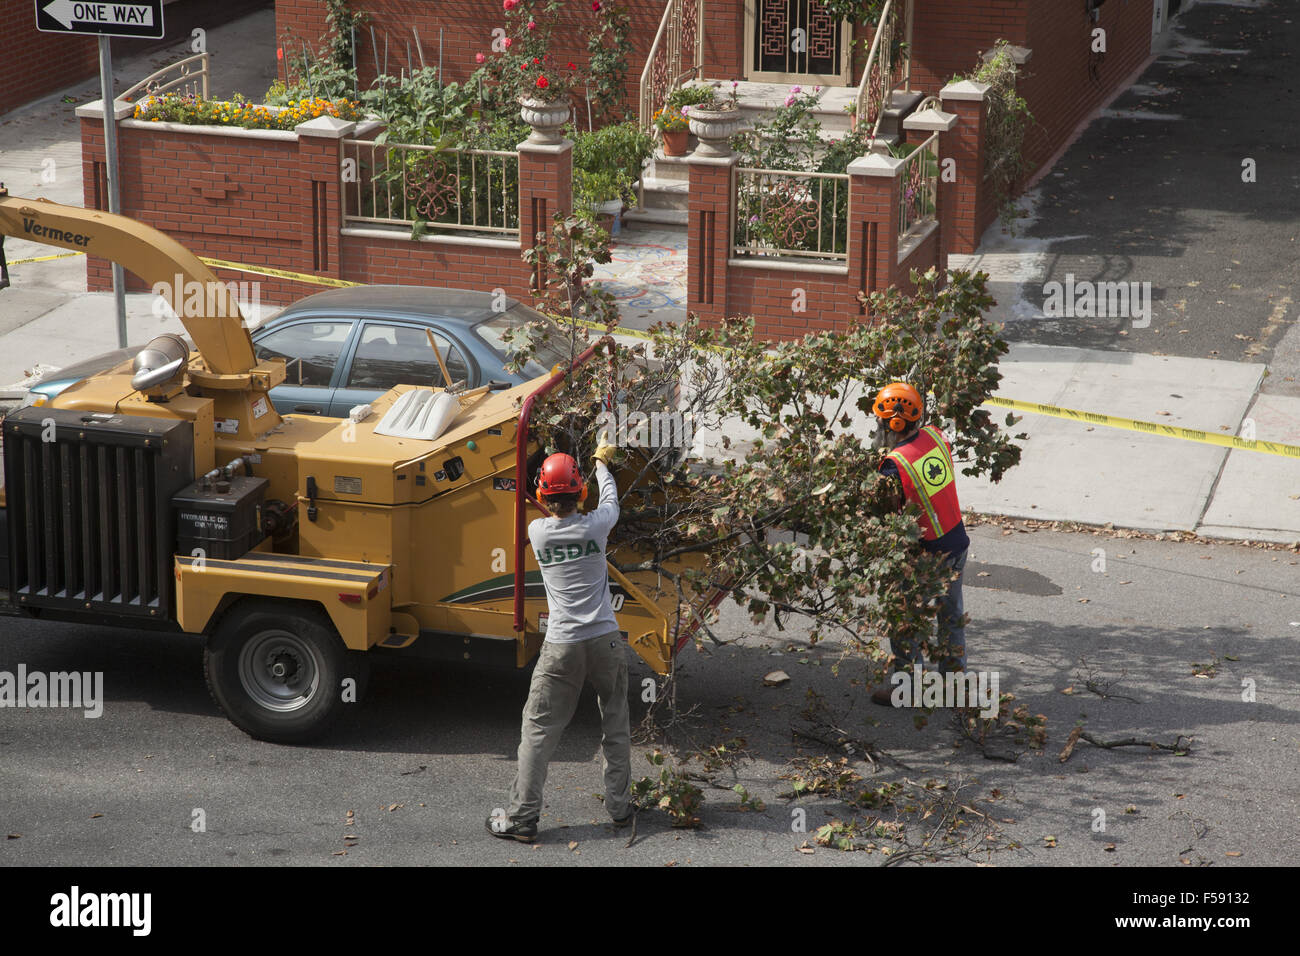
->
[732,167,850,262]
[854,0,912,136]
[342,139,520,237]
[639,0,704,131]
[121,52,210,103]
[897,131,938,240]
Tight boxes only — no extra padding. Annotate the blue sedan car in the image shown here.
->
[26,287,578,416]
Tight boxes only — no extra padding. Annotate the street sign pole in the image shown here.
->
[36,0,166,348]
[97,35,127,348]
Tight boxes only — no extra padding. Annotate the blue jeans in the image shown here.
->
[892,547,968,674]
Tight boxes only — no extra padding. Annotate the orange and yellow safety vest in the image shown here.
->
[883,426,963,540]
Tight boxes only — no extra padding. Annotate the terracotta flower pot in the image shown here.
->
[519,96,572,145]
[662,128,688,156]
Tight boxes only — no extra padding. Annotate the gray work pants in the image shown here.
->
[507,631,631,824]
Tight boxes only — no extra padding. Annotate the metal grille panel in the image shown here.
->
[3,408,193,619]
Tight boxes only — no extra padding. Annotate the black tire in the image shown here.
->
[204,600,367,744]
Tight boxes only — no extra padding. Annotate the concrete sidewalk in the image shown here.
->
[0,4,1296,545]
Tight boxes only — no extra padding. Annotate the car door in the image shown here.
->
[328,320,477,417]
[252,318,356,415]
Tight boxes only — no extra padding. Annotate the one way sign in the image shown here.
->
[34,0,165,39]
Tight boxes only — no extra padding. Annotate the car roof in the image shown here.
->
[267,285,521,327]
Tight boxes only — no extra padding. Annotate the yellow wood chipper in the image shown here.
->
[0,187,721,742]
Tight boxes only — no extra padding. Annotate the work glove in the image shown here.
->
[593,440,620,466]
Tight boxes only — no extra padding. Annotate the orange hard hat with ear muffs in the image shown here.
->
[537,452,588,501]
[872,382,924,433]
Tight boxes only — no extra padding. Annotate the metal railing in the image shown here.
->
[342,140,520,237]
[854,0,912,138]
[120,53,210,103]
[639,0,704,132]
[732,167,850,262]
[897,131,938,241]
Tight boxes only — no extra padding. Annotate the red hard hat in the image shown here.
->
[537,452,587,500]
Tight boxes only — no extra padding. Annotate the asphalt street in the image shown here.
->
[0,523,1295,866]
[1002,0,1300,377]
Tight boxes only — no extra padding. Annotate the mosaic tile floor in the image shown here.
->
[590,225,688,330]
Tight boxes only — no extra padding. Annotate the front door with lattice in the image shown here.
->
[744,0,851,85]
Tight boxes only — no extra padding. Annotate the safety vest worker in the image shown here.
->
[870,382,971,701]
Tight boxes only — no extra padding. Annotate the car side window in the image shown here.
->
[347,324,471,390]
[253,321,352,387]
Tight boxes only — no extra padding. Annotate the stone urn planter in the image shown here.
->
[685,106,745,157]
[519,96,572,145]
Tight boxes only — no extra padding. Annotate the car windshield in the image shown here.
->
[474,305,587,379]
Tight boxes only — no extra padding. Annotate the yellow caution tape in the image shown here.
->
[983,395,1300,459]
[6,251,85,265]
[196,257,363,288]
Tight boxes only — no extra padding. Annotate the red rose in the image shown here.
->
[536,75,549,90]
[592,1,602,10]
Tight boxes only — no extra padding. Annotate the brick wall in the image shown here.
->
[0,6,99,116]
[80,109,566,305]
[1020,0,1151,170]
[909,0,1029,94]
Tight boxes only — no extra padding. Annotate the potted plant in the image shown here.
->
[844,99,858,132]
[575,167,631,235]
[683,80,746,157]
[654,105,689,156]
[570,121,653,234]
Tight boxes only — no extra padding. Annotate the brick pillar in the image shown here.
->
[76,98,133,292]
[295,116,355,281]
[686,154,736,326]
[846,151,903,316]
[518,139,574,293]
[939,79,989,255]
[902,105,960,277]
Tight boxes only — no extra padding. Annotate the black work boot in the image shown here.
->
[486,814,538,843]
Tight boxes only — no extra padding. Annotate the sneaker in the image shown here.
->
[486,814,537,842]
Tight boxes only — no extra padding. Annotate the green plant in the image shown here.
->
[653,106,688,133]
[575,167,626,206]
[665,84,715,111]
[585,0,632,125]
[573,121,652,177]
[686,79,740,112]
[511,257,1024,676]
[817,0,888,24]
[963,39,1034,230]
[732,85,823,172]
[471,0,588,107]
[630,750,704,828]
